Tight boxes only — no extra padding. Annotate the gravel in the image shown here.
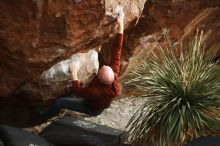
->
[84,97,146,130]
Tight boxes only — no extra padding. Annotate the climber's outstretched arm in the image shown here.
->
[110,10,124,76]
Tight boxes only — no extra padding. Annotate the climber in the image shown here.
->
[37,9,125,119]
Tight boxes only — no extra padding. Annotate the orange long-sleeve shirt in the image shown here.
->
[71,33,123,112]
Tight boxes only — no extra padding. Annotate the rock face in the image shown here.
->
[0,0,147,98]
[123,0,220,62]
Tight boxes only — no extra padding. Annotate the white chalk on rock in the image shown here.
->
[105,4,124,18]
[40,50,99,83]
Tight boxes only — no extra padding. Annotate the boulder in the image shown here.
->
[0,0,147,98]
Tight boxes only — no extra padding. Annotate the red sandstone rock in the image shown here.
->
[0,0,146,98]
[124,0,220,61]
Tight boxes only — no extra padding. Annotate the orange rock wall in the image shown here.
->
[0,0,146,97]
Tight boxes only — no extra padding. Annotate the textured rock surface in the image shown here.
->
[0,0,146,98]
[123,0,220,62]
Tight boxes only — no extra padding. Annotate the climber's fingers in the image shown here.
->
[69,62,79,74]
[117,10,124,26]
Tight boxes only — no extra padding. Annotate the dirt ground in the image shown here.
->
[84,97,146,130]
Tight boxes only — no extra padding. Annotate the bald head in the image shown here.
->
[98,65,114,85]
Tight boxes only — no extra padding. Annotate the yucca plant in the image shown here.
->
[125,31,220,146]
